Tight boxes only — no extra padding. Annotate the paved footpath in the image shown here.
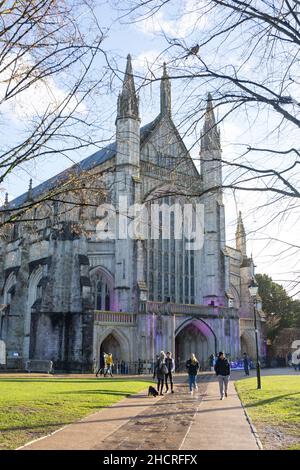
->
[19,373,261,451]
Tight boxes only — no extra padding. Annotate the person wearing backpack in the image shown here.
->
[153,351,168,395]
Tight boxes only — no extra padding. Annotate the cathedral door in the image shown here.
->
[175,323,210,371]
[100,333,122,363]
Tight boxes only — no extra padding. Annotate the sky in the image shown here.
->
[1,0,299,297]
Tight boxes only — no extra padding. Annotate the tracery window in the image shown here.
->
[94,274,112,311]
[145,196,196,305]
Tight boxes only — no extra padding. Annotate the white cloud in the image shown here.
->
[134,50,166,74]
[0,54,86,122]
[135,0,208,39]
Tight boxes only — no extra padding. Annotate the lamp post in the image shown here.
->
[248,278,261,389]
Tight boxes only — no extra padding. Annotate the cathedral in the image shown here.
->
[0,55,265,371]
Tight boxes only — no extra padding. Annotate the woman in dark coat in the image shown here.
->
[186,353,199,394]
[153,351,167,395]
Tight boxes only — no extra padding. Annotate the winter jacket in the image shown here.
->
[243,357,249,367]
[154,359,168,379]
[186,359,199,376]
[214,358,230,376]
[106,355,113,366]
[165,357,175,373]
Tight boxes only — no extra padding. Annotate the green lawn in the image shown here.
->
[235,375,300,450]
[0,376,152,450]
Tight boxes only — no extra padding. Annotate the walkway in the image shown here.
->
[19,373,261,451]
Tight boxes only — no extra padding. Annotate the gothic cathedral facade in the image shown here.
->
[0,56,265,371]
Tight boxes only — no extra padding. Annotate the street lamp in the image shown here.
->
[248,277,262,389]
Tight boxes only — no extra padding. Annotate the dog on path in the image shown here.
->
[148,386,159,397]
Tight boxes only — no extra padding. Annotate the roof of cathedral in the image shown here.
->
[6,58,196,210]
[6,119,159,209]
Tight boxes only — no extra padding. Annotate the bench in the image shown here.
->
[25,359,54,374]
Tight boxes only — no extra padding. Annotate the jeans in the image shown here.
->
[105,365,113,376]
[188,374,197,391]
[218,375,230,397]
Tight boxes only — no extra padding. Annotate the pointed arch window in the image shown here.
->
[94,274,112,311]
[96,279,102,310]
[145,195,196,305]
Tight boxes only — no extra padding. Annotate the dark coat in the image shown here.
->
[100,354,105,368]
[186,359,199,376]
[243,356,249,367]
[165,357,175,373]
[214,358,230,376]
[154,359,168,380]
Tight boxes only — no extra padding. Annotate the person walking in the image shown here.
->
[96,352,106,377]
[214,351,231,400]
[186,353,199,394]
[104,353,114,377]
[165,351,175,393]
[243,352,250,376]
[153,351,168,395]
[209,353,215,372]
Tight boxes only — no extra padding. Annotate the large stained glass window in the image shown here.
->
[145,196,195,304]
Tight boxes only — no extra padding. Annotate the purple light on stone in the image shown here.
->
[193,319,214,340]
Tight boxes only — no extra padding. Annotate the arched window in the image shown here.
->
[93,271,113,311]
[145,194,196,305]
[96,280,102,310]
[105,284,110,310]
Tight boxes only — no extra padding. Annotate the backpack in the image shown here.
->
[158,360,168,375]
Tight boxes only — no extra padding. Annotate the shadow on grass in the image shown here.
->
[1,420,75,433]
[56,390,133,396]
[0,378,151,385]
[245,391,300,408]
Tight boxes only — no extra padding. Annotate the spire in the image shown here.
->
[236,211,247,257]
[27,178,33,201]
[4,192,8,208]
[160,62,171,117]
[201,93,220,151]
[117,54,139,120]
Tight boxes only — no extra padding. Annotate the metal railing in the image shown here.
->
[95,361,155,375]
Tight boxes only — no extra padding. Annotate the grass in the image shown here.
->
[0,376,152,450]
[235,375,300,450]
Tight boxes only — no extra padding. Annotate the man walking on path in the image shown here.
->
[96,352,106,377]
[243,353,250,376]
[214,352,230,400]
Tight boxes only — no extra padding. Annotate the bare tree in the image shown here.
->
[0,0,114,226]
[111,0,300,292]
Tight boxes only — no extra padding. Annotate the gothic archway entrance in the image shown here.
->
[241,331,255,358]
[100,333,122,363]
[175,319,216,371]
